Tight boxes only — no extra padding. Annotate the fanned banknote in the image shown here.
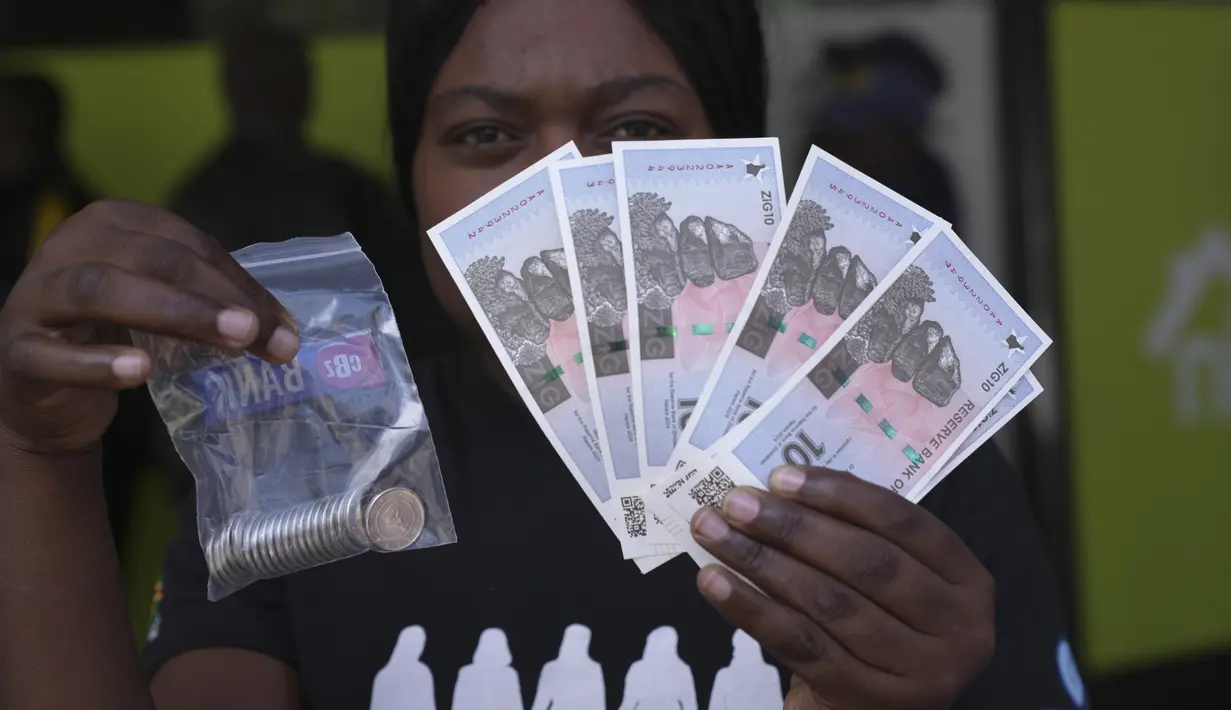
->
[667,146,949,473]
[650,228,1051,546]
[648,371,1046,570]
[550,155,682,562]
[613,138,787,481]
[426,143,665,571]
[649,370,1045,568]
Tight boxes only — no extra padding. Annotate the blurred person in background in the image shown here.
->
[0,2,1085,709]
[170,25,402,255]
[803,31,963,231]
[0,74,91,298]
[168,24,452,359]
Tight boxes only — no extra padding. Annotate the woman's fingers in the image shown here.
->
[120,203,298,335]
[65,201,298,362]
[5,332,151,389]
[696,565,912,708]
[708,487,961,635]
[37,262,263,351]
[768,466,987,586]
[692,506,930,675]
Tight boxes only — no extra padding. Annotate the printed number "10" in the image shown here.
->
[782,431,825,467]
[323,354,364,379]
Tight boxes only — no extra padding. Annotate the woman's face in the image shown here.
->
[412,0,714,338]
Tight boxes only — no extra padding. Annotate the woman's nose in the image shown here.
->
[536,125,588,158]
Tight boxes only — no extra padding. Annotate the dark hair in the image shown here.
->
[385,0,767,228]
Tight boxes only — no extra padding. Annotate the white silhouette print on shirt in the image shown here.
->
[452,628,524,710]
[530,624,605,710]
[707,630,783,710]
[618,626,697,710]
[371,625,436,710]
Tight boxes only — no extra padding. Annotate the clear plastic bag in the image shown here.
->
[135,234,455,601]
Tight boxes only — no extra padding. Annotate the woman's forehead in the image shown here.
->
[430,0,689,96]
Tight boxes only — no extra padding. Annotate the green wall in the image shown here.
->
[1052,3,1231,673]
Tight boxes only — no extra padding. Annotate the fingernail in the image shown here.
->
[770,466,807,495]
[267,326,300,362]
[723,489,759,523]
[111,353,149,382]
[692,508,729,542]
[698,567,732,601]
[216,308,258,345]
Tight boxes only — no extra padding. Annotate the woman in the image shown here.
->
[0,1,1086,709]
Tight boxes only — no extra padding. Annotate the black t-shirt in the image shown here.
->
[143,349,1089,710]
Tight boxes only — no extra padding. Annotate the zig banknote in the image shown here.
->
[648,370,1041,568]
[648,369,1044,568]
[668,146,948,473]
[550,155,682,560]
[613,138,787,481]
[426,143,666,571]
[650,228,1051,553]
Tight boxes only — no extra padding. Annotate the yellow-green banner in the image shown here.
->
[1053,2,1231,673]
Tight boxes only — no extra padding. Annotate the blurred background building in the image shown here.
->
[1,0,1227,706]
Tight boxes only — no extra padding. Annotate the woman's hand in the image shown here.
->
[0,198,297,455]
[691,467,995,710]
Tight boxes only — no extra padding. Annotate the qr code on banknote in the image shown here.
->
[621,496,647,538]
[688,469,735,509]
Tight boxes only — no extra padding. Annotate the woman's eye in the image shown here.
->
[456,125,514,146]
[607,119,670,140]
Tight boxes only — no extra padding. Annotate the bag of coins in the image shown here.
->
[134,234,456,601]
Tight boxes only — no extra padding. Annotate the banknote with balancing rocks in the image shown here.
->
[667,145,949,474]
[645,368,1044,570]
[647,228,1051,567]
[550,155,683,566]
[426,142,665,571]
[644,370,1045,569]
[646,370,1044,569]
[612,138,787,483]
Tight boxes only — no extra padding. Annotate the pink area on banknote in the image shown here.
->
[543,315,592,408]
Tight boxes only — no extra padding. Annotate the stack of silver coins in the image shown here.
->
[206,487,426,586]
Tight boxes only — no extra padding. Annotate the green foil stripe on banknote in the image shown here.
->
[799,333,818,349]
[693,324,714,336]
